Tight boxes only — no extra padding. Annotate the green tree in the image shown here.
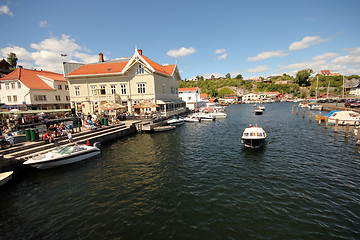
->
[295,69,313,86]
[7,52,18,69]
[218,87,234,98]
[235,74,243,80]
[225,73,231,79]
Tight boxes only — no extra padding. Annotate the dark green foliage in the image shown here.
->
[7,52,18,69]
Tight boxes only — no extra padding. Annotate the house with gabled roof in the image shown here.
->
[178,87,206,110]
[64,49,185,116]
[0,66,70,110]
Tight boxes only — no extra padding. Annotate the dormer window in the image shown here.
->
[136,64,144,75]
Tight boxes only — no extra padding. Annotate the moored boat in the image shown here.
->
[184,115,201,122]
[167,116,185,126]
[328,111,360,125]
[0,171,13,187]
[308,103,323,111]
[255,108,263,115]
[153,125,176,132]
[241,125,267,148]
[315,110,339,121]
[23,145,101,169]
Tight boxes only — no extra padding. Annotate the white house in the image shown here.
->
[242,93,261,103]
[0,67,70,110]
[349,84,360,96]
[64,49,185,116]
[178,87,206,110]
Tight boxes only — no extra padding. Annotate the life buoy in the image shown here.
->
[257,132,260,136]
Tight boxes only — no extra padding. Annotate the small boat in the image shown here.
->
[308,103,323,111]
[298,102,309,108]
[208,111,227,118]
[195,113,215,121]
[167,116,185,126]
[153,125,176,132]
[255,108,263,115]
[184,115,201,122]
[241,125,267,148]
[23,145,101,169]
[0,171,13,187]
[258,105,265,111]
[328,111,360,125]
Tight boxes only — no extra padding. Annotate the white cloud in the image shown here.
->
[217,53,227,60]
[312,52,339,61]
[1,34,99,73]
[167,47,195,57]
[0,5,13,16]
[215,49,226,54]
[39,21,48,28]
[288,36,325,51]
[247,50,288,61]
[247,65,270,73]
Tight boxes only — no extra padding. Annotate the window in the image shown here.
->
[162,84,165,94]
[55,95,61,101]
[65,85,69,90]
[58,85,62,90]
[136,64,144,75]
[66,96,70,101]
[11,83,15,89]
[13,95,17,102]
[5,83,9,89]
[110,84,117,94]
[137,83,146,94]
[17,82,21,88]
[7,96,11,102]
[90,85,96,95]
[34,95,47,101]
[120,84,127,95]
[100,85,106,95]
[74,86,80,96]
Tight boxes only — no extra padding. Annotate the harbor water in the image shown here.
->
[1,102,359,239]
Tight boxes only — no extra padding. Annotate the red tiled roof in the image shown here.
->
[179,87,198,92]
[67,62,128,76]
[200,93,208,98]
[67,51,175,77]
[1,68,65,90]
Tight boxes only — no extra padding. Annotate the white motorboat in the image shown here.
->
[328,111,360,125]
[195,113,215,121]
[208,111,227,118]
[298,102,309,108]
[184,114,201,122]
[167,116,185,126]
[0,171,13,187]
[23,145,101,169]
[258,105,265,111]
[308,103,323,111]
[241,125,267,148]
[153,125,176,132]
[255,108,263,115]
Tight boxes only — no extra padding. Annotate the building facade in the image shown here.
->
[0,67,70,110]
[178,87,206,110]
[64,49,185,116]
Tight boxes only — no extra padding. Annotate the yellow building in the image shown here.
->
[63,49,185,116]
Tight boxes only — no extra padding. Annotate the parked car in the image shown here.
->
[345,100,360,108]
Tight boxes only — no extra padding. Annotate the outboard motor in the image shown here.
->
[93,142,101,148]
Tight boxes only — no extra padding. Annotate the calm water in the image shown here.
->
[1,102,360,239]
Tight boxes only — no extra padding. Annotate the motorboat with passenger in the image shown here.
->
[255,108,263,115]
[167,116,185,126]
[184,114,201,122]
[23,144,101,169]
[241,125,267,148]
[328,111,360,125]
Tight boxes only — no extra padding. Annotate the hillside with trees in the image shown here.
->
[179,70,360,99]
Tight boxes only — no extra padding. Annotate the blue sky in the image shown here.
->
[1,0,360,80]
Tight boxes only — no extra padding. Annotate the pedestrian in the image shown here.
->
[67,131,73,143]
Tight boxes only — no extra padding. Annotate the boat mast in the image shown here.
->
[316,75,318,100]
[327,81,330,99]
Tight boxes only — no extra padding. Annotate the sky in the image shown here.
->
[1,0,360,80]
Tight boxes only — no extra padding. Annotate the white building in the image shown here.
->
[178,87,206,110]
[242,93,261,103]
[0,67,70,110]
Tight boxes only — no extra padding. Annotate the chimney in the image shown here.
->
[99,53,104,62]
[138,49,142,55]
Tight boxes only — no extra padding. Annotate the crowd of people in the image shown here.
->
[42,123,73,144]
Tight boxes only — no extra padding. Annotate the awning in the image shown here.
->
[156,99,185,104]
[0,109,71,115]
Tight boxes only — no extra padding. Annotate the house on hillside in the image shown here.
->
[64,49,185,116]
[224,94,238,103]
[0,66,70,110]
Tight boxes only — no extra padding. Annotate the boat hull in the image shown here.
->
[255,110,263,115]
[153,126,176,132]
[0,171,13,186]
[24,148,100,169]
[241,138,266,148]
